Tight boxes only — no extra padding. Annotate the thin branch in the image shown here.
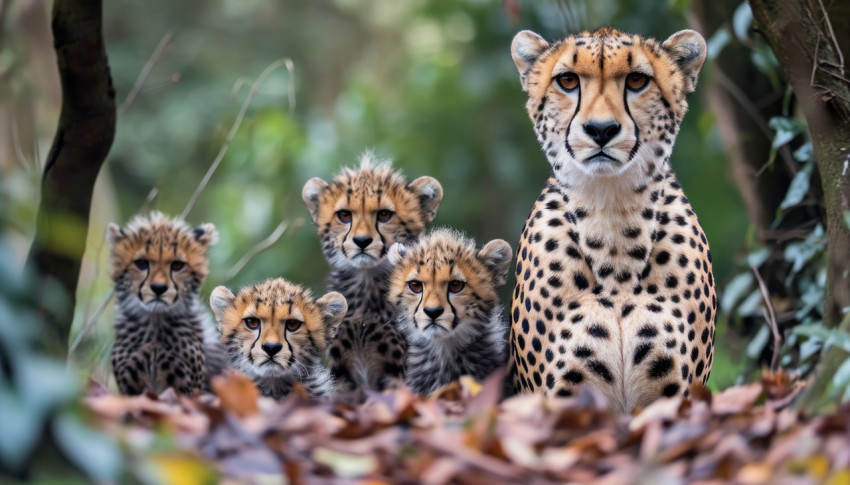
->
[68,290,113,358]
[715,69,797,176]
[815,0,844,69]
[180,58,295,220]
[811,34,820,87]
[224,219,303,282]
[69,186,159,358]
[751,263,781,372]
[11,117,32,174]
[820,68,850,85]
[118,31,173,114]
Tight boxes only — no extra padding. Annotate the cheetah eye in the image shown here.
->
[377,210,394,223]
[337,210,352,224]
[284,319,302,332]
[408,280,423,294]
[133,259,149,271]
[555,72,579,93]
[626,72,650,92]
[243,317,260,330]
[171,261,185,272]
[448,280,465,293]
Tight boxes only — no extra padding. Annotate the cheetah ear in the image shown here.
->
[316,292,347,341]
[106,223,125,244]
[511,30,549,92]
[662,29,707,94]
[193,223,218,247]
[478,239,513,287]
[302,177,328,224]
[209,286,235,327]
[386,242,408,267]
[409,176,443,223]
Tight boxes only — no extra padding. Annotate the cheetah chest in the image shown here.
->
[509,178,717,413]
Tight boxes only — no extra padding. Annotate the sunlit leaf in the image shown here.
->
[722,272,754,314]
[831,357,850,393]
[707,27,732,60]
[779,163,813,210]
[768,117,805,149]
[150,453,218,485]
[732,3,753,41]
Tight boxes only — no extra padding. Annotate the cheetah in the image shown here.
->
[386,229,513,396]
[108,212,227,395]
[507,28,717,413]
[210,278,347,399]
[302,153,443,392]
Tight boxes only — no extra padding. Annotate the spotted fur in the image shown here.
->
[302,153,443,393]
[508,28,716,413]
[386,230,512,395]
[108,212,226,395]
[210,278,347,400]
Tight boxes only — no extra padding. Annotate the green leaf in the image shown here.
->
[732,3,753,41]
[768,117,805,149]
[779,163,813,210]
[53,413,123,481]
[707,27,731,60]
[844,210,850,229]
[746,325,769,359]
[832,357,850,393]
[793,141,813,162]
[721,272,753,314]
[753,46,780,90]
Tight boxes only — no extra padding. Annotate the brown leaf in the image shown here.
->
[212,371,260,419]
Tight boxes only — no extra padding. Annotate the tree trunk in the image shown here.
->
[26,0,115,357]
[749,0,850,329]
[749,0,850,410]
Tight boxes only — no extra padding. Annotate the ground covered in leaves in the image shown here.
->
[84,371,850,484]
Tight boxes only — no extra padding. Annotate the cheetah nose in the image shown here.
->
[353,236,373,249]
[583,120,621,147]
[262,342,283,357]
[150,283,168,296]
[424,306,444,321]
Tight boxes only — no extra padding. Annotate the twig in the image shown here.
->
[815,0,844,70]
[811,35,820,87]
[820,68,850,85]
[69,186,159,358]
[11,117,32,174]
[118,31,173,114]
[224,219,303,282]
[715,69,797,176]
[69,290,114,358]
[751,263,781,372]
[180,58,295,220]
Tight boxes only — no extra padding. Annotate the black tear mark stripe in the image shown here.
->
[248,322,262,364]
[564,79,582,158]
[623,80,641,161]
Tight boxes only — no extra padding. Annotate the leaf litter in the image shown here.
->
[83,370,850,484]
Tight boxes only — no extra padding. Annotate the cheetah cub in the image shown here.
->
[210,278,347,400]
[302,153,443,392]
[108,212,226,395]
[387,229,513,396]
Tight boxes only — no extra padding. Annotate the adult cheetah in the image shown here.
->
[508,27,717,413]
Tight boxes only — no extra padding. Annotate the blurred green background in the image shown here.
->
[1,0,750,388]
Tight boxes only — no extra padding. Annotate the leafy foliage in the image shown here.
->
[717,3,850,405]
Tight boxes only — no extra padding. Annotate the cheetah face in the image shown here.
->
[211,278,346,379]
[108,213,216,313]
[511,28,706,182]
[302,154,442,271]
[387,230,512,338]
